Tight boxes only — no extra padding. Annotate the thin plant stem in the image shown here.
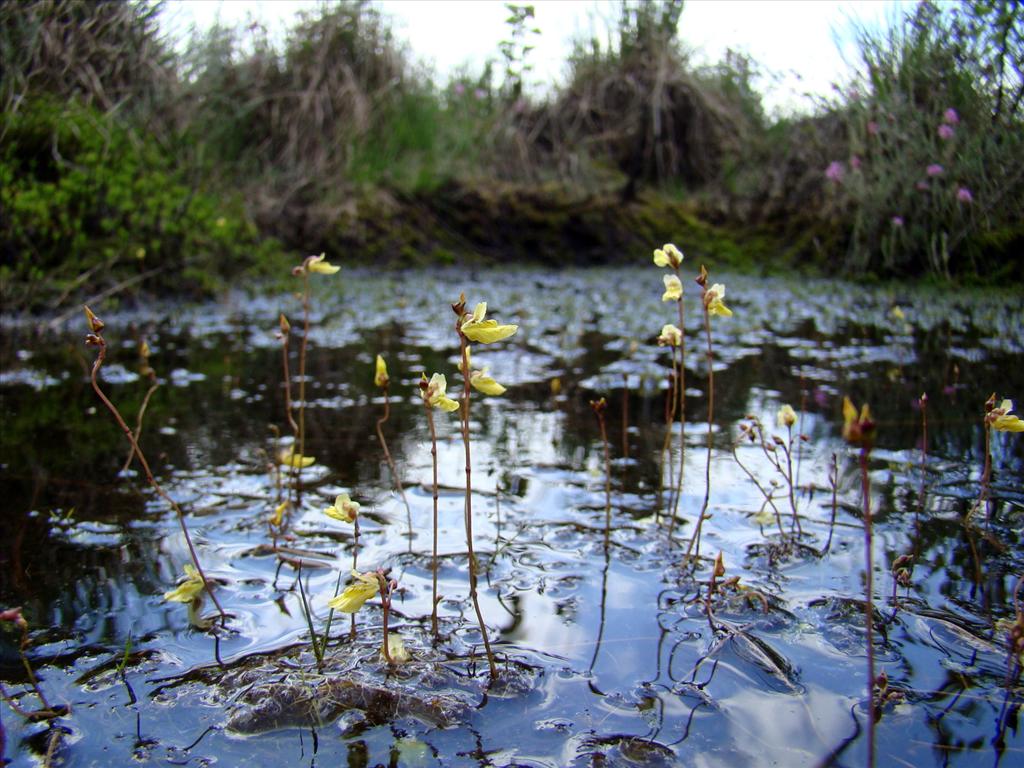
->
[684,304,714,563]
[672,283,686,527]
[426,404,441,639]
[824,453,839,554]
[86,323,227,627]
[457,328,498,679]
[592,399,612,546]
[279,320,301,515]
[621,373,629,460]
[379,573,395,665]
[296,565,323,672]
[350,515,360,640]
[297,271,310,507]
[732,442,787,542]
[121,373,158,474]
[860,445,876,768]
[375,382,412,520]
[784,426,803,536]
[662,354,679,536]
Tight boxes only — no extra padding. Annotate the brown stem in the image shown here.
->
[824,453,839,554]
[672,284,686,525]
[458,329,498,678]
[784,428,803,536]
[662,352,679,535]
[596,406,612,546]
[379,575,394,665]
[297,272,310,507]
[427,405,440,639]
[860,446,876,768]
[280,331,301,518]
[121,377,159,474]
[684,305,714,562]
[621,373,629,460]
[375,383,412,520]
[89,340,227,627]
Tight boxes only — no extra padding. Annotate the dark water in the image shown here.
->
[1,267,1023,767]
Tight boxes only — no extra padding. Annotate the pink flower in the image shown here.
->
[825,160,845,183]
[473,88,487,100]
[453,83,465,96]
[956,186,973,203]
[937,124,954,140]
[891,215,904,227]
[926,163,944,177]
[943,108,959,125]
[850,154,862,170]
[866,120,879,136]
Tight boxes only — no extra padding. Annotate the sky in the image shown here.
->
[160,0,910,115]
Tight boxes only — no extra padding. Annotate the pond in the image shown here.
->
[1,265,1023,767]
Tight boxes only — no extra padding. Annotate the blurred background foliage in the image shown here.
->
[1,0,1022,311]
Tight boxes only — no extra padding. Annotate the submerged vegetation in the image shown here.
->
[2,0,1023,312]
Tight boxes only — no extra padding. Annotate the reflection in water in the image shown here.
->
[1,267,1023,766]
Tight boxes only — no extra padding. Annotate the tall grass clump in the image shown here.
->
[831,0,1024,278]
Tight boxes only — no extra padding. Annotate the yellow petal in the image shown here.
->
[436,395,461,412]
[657,323,682,347]
[270,501,288,526]
[653,249,671,267]
[777,404,797,428]
[279,448,315,468]
[382,632,411,664]
[375,354,389,388]
[327,571,380,613]
[993,414,1024,432]
[471,370,507,396]
[163,564,205,603]
[707,297,733,317]
[842,396,858,428]
[662,274,683,302]
[306,253,340,275]
[325,493,359,523]
[462,319,519,344]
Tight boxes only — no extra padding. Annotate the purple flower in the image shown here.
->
[943,108,959,125]
[850,154,862,170]
[825,160,845,183]
[866,120,879,136]
[956,186,973,203]
[473,88,487,101]
[891,215,904,227]
[926,163,944,177]
[937,124,954,140]
[453,82,465,96]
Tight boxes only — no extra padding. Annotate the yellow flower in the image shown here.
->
[382,632,411,664]
[842,396,875,446]
[662,274,683,302]
[470,368,506,396]
[163,564,205,603]
[278,447,315,468]
[991,399,1024,432]
[653,243,683,269]
[327,570,380,613]
[704,283,733,317]
[270,501,288,527]
[657,323,682,347]
[777,404,797,428]
[325,493,360,523]
[304,253,340,275]
[460,302,518,344]
[890,306,905,321]
[422,373,460,412]
[374,354,389,388]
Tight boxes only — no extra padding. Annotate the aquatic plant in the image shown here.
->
[684,268,732,562]
[327,569,404,665]
[326,492,363,639]
[653,244,687,539]
[590,397,612,545]
[842,395,878,767]
[452,294,518,678]
[289,254,339,505]
[419,372,460,639]
[119,338,159,474]
[0,607,67,759]
[373,355,411,518]
[83,306,227,627]
[971,394,1024,525]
